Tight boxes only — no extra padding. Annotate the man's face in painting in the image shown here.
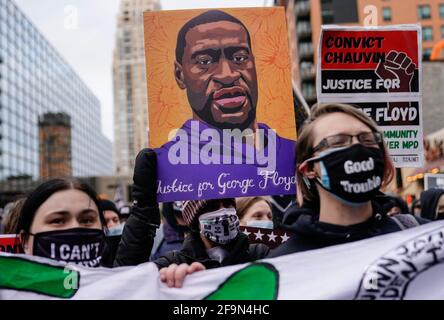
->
[175,20,258,130]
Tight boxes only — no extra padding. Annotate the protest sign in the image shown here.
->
[2,221,444,300]
[354,100,423,166]
[424,173,444,190]
[143,8,296,202]
[0,235,22,254]
[317,25,423,167]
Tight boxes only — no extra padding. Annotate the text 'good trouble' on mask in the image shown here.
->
[306,144,385,206]
[31,228,105,267]
[198,207,239,245]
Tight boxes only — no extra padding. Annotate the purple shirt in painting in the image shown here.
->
[154,119,296,202]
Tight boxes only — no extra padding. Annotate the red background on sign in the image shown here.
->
[321,30,419,70]
[0,235,22,253]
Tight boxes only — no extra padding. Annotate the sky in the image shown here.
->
[13,0,270,142]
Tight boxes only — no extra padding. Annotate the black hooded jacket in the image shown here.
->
[154,231,269,270]
[420,188,444,220]
[268,196,429,259]
[114,205,159,267]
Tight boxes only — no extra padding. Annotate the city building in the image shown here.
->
[38,112,72,179]
[278,0,444,106]
[0,0,113,182]
[113,0,160,176]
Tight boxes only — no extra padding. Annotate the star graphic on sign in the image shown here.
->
[254,229,264,240]
[267,231,277,242]
[281,233,290,243]
[242,229,251,237]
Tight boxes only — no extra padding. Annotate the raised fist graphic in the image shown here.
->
[375,50,416,93]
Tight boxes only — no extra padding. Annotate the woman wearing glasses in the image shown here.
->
[128,103,428,287]
[267,103,428,258]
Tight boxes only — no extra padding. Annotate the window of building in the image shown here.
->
[424,48,432,61]
[382,7,392,22]
[418,5,431,19]
[320,0,358,24]
[440,4,444,19]
[423,26,433,41]
[441,25,444,38]
[321,0,334,24]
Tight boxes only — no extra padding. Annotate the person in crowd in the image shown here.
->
[150,201,187,261]
[97,199,126,267]
[156,198,269,288]
[158,103,429,287]
[15,178,107,267]
[150,202,185,258]
[410,199,422,217]
[268,195,296,228]
[236,196,273,229]
[2,198,25,234]
[113,148,269,279]
[420,188,444,220]
[267,103,428,257]
[99,199,122,230]
[154,199,268,271]
[383,193,409,217]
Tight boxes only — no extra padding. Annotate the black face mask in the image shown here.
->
[31,228,105,267]
[306,144,385,206]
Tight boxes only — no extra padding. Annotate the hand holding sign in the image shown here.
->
[133,148,158,208]
[375,50,416,93]
[160,262,206,288]
[113,148,161,267]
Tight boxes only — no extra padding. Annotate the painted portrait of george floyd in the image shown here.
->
[144,7,297,202]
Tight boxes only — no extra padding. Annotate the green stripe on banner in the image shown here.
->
[205,263,279,300]
[0,256,79,298]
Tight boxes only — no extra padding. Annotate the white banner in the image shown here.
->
[2,220,444,300]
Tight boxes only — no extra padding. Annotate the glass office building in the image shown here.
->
[0,0,113,180]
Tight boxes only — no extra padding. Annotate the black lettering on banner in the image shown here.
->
[354,102,420,126]
[325,36,385,49]
[321,70,419,94]
[324,51,386,64]
[355,228,444,300]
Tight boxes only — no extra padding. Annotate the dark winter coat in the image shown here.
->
[113,205,159,267]
[420,188,444,220]
[268,196,429,258]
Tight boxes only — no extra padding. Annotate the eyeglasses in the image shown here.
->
[312,131,383,153]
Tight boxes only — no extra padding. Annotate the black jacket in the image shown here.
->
[420,188,444,220]
[268,199,429,259]
[113,205,159,267]
[154,232,269,270]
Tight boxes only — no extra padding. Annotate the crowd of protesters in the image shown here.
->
[1,103,444,289]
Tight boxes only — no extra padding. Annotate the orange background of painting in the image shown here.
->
[144,7,296,148]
